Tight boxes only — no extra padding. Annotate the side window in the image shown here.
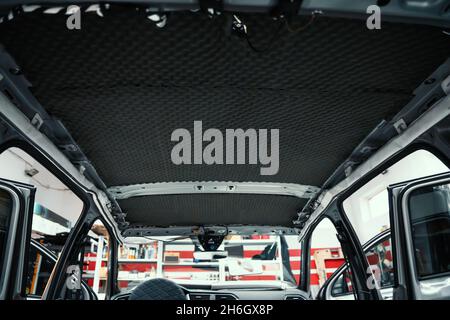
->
[331,269,353,296]
[310,218,344,298]
[25,243,55,298]
[81,220,111,300]
[343,150,448,244]
[0,147,84,295]
[330,235,394,298]
[365,237,394,288]
[408,183,450,278]
[342,149,448,288]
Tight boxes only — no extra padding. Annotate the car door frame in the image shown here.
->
[0,86,122,300]
[301,211,381,300]
[389,171,450,300]
[0,178,35,300]
[304,144,450,300]
[0,139,119,300]
[27,239,98,300]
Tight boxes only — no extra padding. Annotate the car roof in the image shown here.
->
[0,5,449,230]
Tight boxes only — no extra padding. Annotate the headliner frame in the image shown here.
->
[122,224,300,237]
[109,182,318,231]
[108,181,320,200]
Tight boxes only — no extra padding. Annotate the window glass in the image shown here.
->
[331,235,393,297]
[331,269,353,296]
[310,218,344,298]
[0,188,13,287]
[25,242,55,297]
[343,150,448,244]
[81,220,110,300]
[408,183,450,278]
[365,237,394,288]
[116,234,301,293]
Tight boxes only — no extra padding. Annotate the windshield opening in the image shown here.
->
[117,234,301,291]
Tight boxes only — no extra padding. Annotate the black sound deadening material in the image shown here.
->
[0,7,449,226]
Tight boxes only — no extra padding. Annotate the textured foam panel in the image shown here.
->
[118,194,306,227]
[0,7,449,226]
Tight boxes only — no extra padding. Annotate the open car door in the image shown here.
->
[389,172,450,300]
[0,178,34,300]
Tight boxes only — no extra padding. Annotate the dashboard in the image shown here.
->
[112,286,310,300]
[186,288,309,300]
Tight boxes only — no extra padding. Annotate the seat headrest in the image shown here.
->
[129,278,187,300]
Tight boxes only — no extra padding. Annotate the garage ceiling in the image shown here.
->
[0,6,449,227]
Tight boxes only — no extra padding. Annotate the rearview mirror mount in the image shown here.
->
[193,251,228,261]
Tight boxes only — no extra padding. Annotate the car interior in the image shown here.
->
[1,0,450,301]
